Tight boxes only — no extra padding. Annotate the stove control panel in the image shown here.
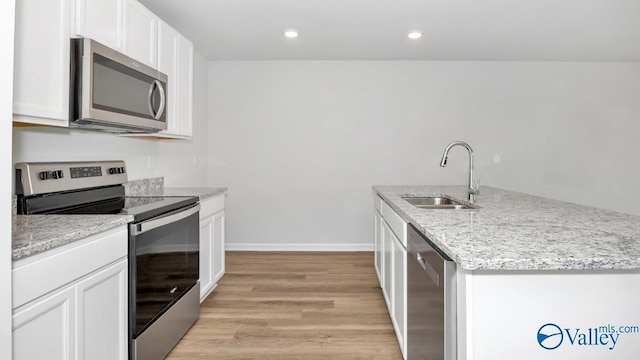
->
[70,166,103,178]
[15,160,128,196]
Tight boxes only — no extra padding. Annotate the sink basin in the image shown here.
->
[402,196,474,209]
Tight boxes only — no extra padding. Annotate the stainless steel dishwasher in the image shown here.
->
[407,224,456,360]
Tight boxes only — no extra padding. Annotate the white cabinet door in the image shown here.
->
[12,286,76,360]
[76,259,128,360]
[374,209,383,284]
[199,215,215,301]
[13,0,70,126]
[123,0,157,68]
[12,227,128,360]
[374,194,408,359]
[212,211,226,283]
[157,20,193,138]
[199,195,226,302]
[74,0,124,51]
[175,32,194,137]
[382,221,393,311]
[391,233,407,359]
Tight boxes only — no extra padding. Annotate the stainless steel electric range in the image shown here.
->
[15,160,200,360]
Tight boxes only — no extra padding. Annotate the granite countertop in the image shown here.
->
[127,186,227,200]
[373,185,640,271]
[13,182,227,262]
[12,214,133,261]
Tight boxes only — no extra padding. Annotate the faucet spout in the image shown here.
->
[439,141,478,203]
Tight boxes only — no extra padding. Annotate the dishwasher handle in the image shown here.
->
[417,252,440,286]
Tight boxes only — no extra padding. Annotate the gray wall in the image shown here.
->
[206,61,640,249]
[12,59,640,250]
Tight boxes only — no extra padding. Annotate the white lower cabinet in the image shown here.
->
[391,230,407,358]
[381,220,393,310]
[374,208,383,284]
[199,194,226,302]
[76,260,128,360]
[13,286,76,360]
[374,194,407,359]
[12,226,128,360]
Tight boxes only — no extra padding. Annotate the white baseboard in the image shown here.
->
[225,243,374,252]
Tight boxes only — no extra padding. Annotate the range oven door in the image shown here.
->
[128,203,200,339]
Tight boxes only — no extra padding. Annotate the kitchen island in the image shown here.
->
[373,185,640,360]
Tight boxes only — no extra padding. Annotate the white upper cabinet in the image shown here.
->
[176,31,194,137]
[14,0,193,135]
[74,0,124,52]
[13,0,71,126]
[75,0,158,68]
[123,0,158,68]
[157,20,193,138]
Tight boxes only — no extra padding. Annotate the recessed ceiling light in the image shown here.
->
[407,31,423,40]
[284,29,299,38]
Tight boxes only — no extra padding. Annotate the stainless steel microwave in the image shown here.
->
[70,38,168,133]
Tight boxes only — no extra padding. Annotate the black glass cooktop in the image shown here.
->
[17,185,198,222]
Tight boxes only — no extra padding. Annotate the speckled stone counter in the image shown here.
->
[373,185,640,271]
[124,177,227,201]
[12,176,226,262]
[127,186,227,201]
[12,214,133,261]
[159,187,227,200]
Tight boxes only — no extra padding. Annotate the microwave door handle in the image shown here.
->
[147,81,157,118]
[153,80,166,120]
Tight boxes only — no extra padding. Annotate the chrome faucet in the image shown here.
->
[440,141,479,203]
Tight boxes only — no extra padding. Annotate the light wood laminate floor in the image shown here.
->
[166,251,403,360]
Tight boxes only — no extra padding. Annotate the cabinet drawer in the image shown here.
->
[13,226,128,309]
[200,194,225,219]
[381,200,407,248]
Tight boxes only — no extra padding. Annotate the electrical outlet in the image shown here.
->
[493,155,501,166]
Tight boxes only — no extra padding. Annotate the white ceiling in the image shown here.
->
[140,0,640,61]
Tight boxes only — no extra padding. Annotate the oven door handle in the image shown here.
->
[131,203,200,235]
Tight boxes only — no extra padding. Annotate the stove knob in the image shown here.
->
[108,167,126,174]
[120,167,126,174]
[56,170,64,179]
[38,171,48,180]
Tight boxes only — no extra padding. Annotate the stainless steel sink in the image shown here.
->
[402,196,475,209]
